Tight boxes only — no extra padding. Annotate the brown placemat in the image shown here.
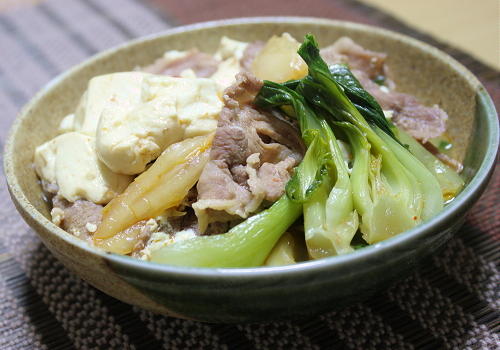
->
[0,0,498,349]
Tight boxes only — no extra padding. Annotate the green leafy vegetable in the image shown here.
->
[297,34,443,233]
[150,195,302,267]
[285,133,332,203]
[329,64,395,139]
[337,122,419,243]
[315,119,358,256]
[297,34,396,140]
[256,77,359,257]
[258,34,445,245]
[394,127,464,201]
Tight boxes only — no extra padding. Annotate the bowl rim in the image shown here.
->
[4,16,499,280]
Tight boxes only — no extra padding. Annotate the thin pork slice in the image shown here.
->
[193,72,304,232]
[321,37,448,142]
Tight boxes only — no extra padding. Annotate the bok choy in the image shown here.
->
[256,34,448,245]
[255,82,358,257]
[150,33,462,267]
[296,34,444,242]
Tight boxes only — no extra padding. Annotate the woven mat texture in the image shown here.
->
[0,0,498,349]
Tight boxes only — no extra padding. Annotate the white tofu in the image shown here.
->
[96,100,184,175]
[34,137,58,184]
[211,37,249,89]
[179,68,197,78]
[74,72,147,136]
[96,75,222,175]
[138,228,197,261]
[50,207,65,226]
[58,113,76,134]
[210,57,241,90]
[214,36,248,61]
[146,76,222,138]
[34,132,132,204]
[163,50,190,63]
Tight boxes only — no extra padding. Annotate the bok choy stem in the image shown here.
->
[256,78,359,257]
[150,195,302,267]
[296,34,444,241]
[394,127,464,201]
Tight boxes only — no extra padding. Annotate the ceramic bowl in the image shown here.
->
[4,17,498,323]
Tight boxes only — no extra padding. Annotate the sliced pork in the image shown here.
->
[193,72,305,232]
[359,75,448,142]
[52,195,102,242]
[321,37,448,142]
[52,196,159,254]
[321,36,391,84]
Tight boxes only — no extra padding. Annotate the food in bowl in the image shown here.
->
[33,33,465,267]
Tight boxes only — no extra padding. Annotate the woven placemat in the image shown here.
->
[0,0,498,349]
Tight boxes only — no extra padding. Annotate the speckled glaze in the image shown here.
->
[4,18,499,323]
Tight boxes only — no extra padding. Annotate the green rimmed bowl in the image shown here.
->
[4,17,498,323]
